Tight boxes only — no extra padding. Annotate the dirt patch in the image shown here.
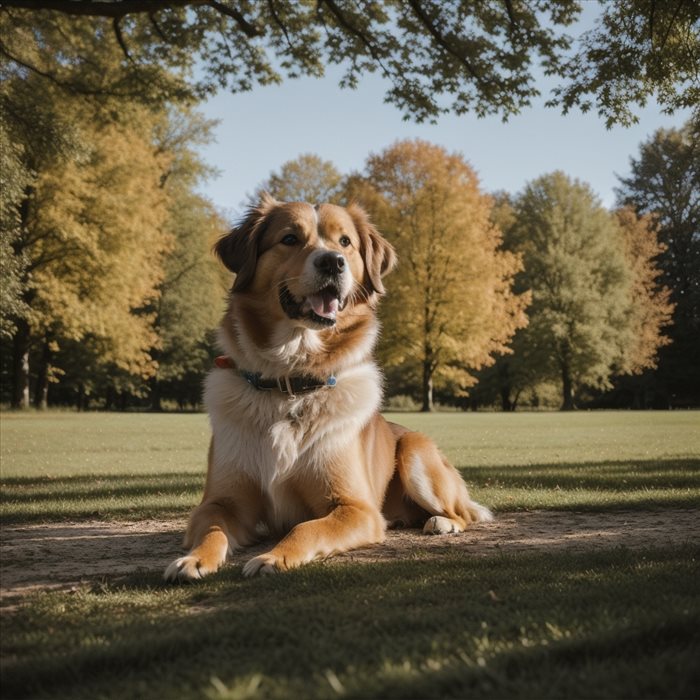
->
[2,510,698,604]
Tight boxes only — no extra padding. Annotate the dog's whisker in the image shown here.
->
[275,276,304,288]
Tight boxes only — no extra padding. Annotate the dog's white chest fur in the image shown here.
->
[204,361,382,493]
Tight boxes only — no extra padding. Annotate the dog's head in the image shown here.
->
[215,194,396,331]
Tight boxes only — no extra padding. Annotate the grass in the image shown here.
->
[1,411,699,523]
[1,410,699,699]
[2,549,698,699]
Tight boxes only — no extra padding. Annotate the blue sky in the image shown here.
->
[194,8,691,220]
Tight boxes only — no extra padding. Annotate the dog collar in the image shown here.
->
[215,356,336,400]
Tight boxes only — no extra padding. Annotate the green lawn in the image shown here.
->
[1,411,699,699]
[1,411,698,522]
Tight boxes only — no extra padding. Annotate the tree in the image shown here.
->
[0,7,193,107]
[470,193,548,411]
[148,191,227,410]
[506,172,645,410]
[254,154,343,204]
[144,107,227,410]
[1,63,172,408]
[25,118,170,408]
[616,122,699,405]
[2,1,697,125]
[357,140,528,411]
[0,118,30,340]
[615,207,674,376]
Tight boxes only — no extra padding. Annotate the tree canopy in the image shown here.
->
[616,122,700,405]
[2,0,698,125]
[0,20,228,409]
[253,154,343,204]
[2,0,696,411]
[499,172,675,410]
[2,72,172,406]
[353,139,529,411]
[614,207,674,378]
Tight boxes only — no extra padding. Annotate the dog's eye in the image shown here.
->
[339,235,352,248]
[281,233,298,246]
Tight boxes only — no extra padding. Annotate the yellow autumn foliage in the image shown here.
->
[615,207,674,375]
[27,113,171,378]
[354,140,529,409]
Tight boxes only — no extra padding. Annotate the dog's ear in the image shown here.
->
[347,203,397,296]
[215,193,278,292]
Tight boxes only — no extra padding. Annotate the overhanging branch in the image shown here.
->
[407,0,490,89]
[0,1,196,17]
[1,0,264,37]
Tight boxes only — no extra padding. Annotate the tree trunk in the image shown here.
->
[77,383,86,411]
[149,376,162,412]
[33,338,51,410]
[11,318,31,409]
[149,343,162,411]
[498,362,513,411]
[512,389,522,412]
[421,361,434,412]
[499,386,513,412]
[561,362,575,411]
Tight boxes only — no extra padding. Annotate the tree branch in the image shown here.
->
[658,0,685,53]
[0,0,195,17]
[503,0,517,30]
[1,0,264,37]
[207,1,263,38]
[148,11,167,41]
[267,0,295,55]
[406,0,489,89]
[112,16,132,61]
[319,0,390,76]
[0,40,103,95]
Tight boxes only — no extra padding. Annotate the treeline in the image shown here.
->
[1,8,698,411]
[255,132,699,411]
[2,116,698,410]
[0,14,227,411]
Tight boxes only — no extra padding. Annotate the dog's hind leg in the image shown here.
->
[395,431,493,535]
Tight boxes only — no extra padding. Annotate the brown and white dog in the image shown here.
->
[164,195,492,581]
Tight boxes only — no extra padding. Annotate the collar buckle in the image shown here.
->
[277,375,297,400]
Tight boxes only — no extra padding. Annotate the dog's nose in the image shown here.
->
[315,252,346,275]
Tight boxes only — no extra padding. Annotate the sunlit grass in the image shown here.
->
[0,412,211,476]
[383,411,700,467]
[1,412,698,523]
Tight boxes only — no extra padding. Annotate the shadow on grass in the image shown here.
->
[2,458,698,525]
[1,473,203,504]
[2,547,699,700]
[0,472,204,524]
[460,457,700,489]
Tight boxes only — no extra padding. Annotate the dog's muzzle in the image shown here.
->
[279,251,349,327]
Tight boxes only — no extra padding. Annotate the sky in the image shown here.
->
[194,7,691,220]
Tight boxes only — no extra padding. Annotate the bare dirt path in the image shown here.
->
[2,509,698,604]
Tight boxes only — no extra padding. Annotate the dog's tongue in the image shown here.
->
[308,289,339,319]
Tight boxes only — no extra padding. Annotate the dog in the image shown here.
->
[164,194,492,581]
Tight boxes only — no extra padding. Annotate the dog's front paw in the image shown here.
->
[242,552,288,577]
[164,555,219,582]
[423,515,461,535]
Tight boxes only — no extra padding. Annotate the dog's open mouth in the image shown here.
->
[307,285,340,322]
[279,284,342,327]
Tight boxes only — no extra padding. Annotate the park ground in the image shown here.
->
[0,411,699,699]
